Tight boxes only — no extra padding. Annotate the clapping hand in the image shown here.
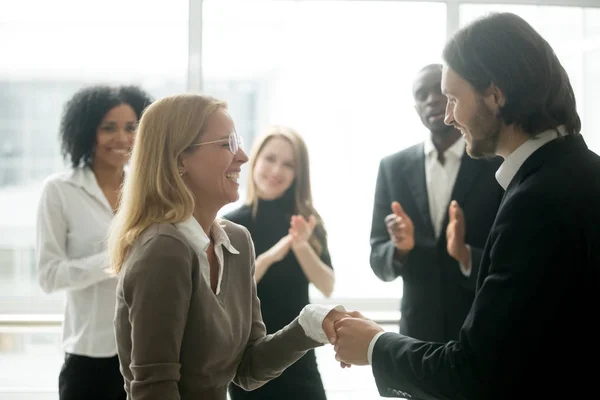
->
[385,201,415,255]
[446,200,470,267]
[289,215,316,247]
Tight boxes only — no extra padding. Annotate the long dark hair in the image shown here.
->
[442,12,581,136]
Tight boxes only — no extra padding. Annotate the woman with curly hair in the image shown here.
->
[35,84,153,400]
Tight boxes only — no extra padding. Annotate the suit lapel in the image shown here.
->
[500,134,586,208]
[404,144,436,238]
[476,135,588,289]
[450,152,481,207]
[438,152,482,242]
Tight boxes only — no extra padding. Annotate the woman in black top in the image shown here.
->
[225,125,335,400]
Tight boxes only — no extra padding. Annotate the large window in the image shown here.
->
[1,1,599,398]
[0,0,188,395]
[5,0,597,314]
[0,0,189,312]
[205,0,449,302]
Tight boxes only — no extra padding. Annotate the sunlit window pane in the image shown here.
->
[204,0,448,300]
[0,0,188,313]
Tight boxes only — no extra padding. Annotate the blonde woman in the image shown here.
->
[108,94,346,400]
[225,125,334,400]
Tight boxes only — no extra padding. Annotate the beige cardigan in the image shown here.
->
[114,221,321,400]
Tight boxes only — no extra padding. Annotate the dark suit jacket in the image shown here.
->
[371,134,600,400]
[370,142,503,342]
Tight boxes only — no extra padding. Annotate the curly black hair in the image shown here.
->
[59,84,154,168]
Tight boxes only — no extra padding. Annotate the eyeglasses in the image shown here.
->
[191,131,243,154]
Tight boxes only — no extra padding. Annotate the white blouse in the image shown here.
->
[36,167,117,357]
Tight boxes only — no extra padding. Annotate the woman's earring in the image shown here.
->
[179,170,184,177]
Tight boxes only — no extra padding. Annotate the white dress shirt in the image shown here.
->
[175,217,240,295]
[424,136,472,276]
[175,216,342,343]
[495,126,566,190]
[366,126,568,365]
[36,167,117,357]
[424,136,465,239]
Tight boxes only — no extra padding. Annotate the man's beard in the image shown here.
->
[465,100,502,159]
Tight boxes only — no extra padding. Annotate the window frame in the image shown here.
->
[1,0,599,318]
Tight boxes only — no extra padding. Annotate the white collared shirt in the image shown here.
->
[495,126,566,190]
[424,136,472,276]
[175,217,239,295]
[424,136,466,238]
[35,167,118,357]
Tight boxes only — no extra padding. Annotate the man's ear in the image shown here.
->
[484,83,506,108]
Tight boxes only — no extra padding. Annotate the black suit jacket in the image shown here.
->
[371,134,600,399]
[370,142,503,342]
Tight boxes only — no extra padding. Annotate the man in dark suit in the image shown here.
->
[331,12,599,400]
[369,64,503,343]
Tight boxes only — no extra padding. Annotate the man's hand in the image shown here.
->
[333,312,385,366]
[446,200,470,267]
[385,201,415,256]
[322,308,355,368]
[322,308,351,345]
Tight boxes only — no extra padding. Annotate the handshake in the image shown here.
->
[320,307,385,367]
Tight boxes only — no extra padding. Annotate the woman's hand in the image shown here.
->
[289,215,316,246]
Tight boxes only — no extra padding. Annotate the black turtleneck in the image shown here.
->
[223,189,332,336]
[225,189,332,398]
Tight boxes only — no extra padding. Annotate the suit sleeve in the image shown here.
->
[461,246,482,291]
[371,192,569,400]
[462,176,504,292]
[369,159,407,281]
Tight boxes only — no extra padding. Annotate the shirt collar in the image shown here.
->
[63,166,97,190]
[63,166,125,212]
[175,216,239,256]
[64,165,129,187]
[495,126,567,190]
[424,135,466,159]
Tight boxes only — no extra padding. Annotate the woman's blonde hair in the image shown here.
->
[245,125,327,255]
[108,93,227,273]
